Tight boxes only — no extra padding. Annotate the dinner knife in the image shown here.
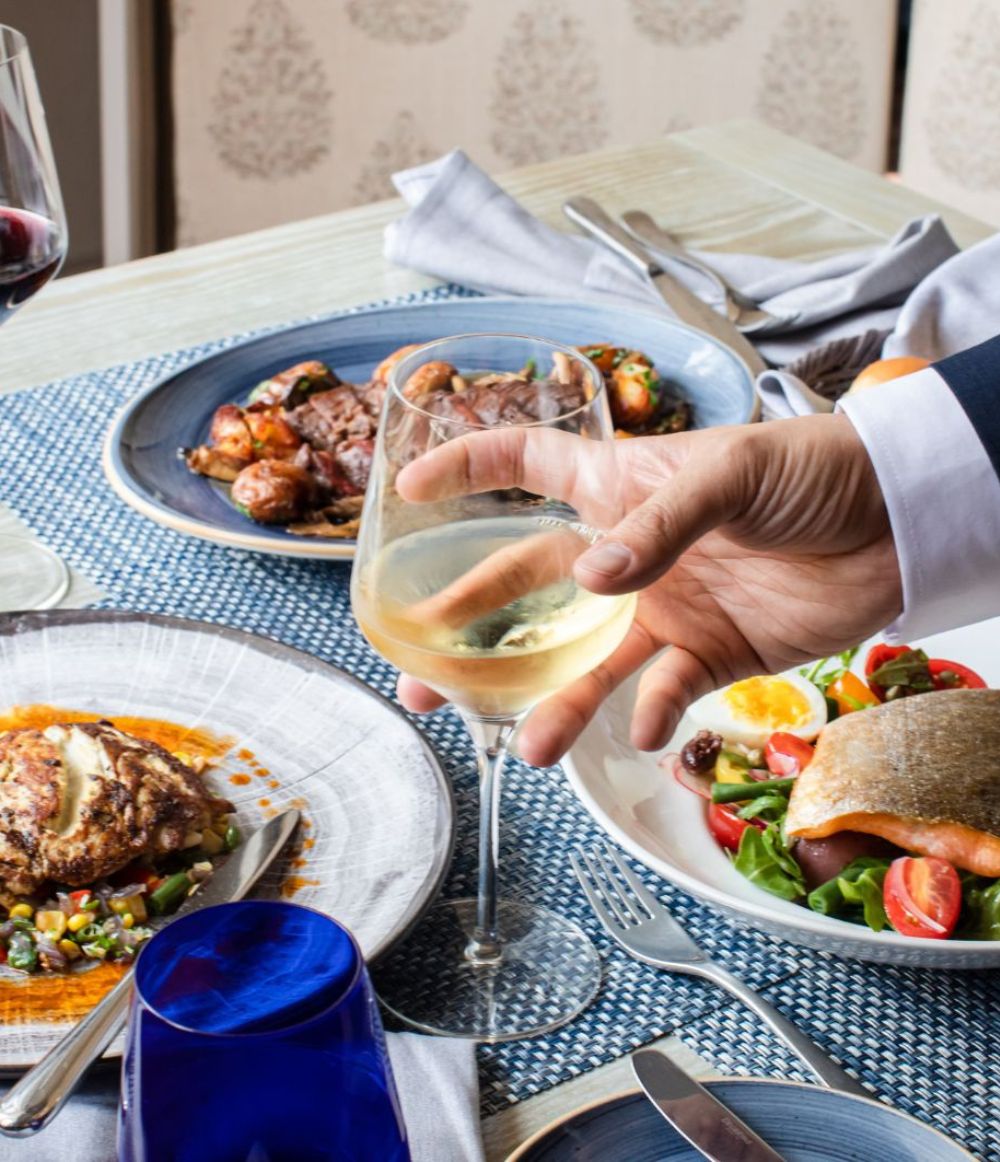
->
[562,196,768,380]
[0,808,301,1136]
[631,1048,789,1162]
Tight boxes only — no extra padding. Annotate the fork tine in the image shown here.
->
[586,850,643,926]
[571,851,626,932]
[602,846,663,919]
[574,850,639,928]
[581,851,637,927]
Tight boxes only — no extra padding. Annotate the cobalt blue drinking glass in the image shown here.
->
[119,901,409,1162]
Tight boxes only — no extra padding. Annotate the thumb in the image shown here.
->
[574,442,746,594]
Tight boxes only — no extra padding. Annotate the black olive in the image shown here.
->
[680,730,722,775]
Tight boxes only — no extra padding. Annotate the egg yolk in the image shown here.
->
[723,677,811,729]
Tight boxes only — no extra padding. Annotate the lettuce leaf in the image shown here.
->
[733,822,805,901]
[958,875,1000,940]
[807,857,890,932]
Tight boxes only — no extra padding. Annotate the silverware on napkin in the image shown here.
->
[632,1048,788,1162]
[0,808,301,1137]
[572,845,871,1098]
[620,210,796,336]
[562,197,767,379]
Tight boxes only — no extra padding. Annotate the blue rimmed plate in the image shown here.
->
[103,297,756,559]
[507,1081,975,1160]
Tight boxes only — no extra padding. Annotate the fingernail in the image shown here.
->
[578,540,633,578]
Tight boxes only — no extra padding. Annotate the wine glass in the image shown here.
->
[351,334,636,1040]
[0,24,69,613]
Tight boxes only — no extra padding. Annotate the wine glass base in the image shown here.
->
[0,535,69,612]
[373,898,600,1042]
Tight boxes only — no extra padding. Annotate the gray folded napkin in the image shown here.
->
[758,229,1000,418]
[0,1032,484,1161]
[384,149,959,369]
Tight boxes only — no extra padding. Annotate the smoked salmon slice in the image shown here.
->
[785,689,1000,876]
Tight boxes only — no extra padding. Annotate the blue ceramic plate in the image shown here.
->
[508,1081,975,1161]
[103,297,756,559]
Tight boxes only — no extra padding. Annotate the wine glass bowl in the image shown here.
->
[0,25,66,322]
[352,334,636,1040]
[0,24,69,614]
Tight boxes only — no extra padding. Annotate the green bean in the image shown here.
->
[149,872,191,915]
[711,778,795,804]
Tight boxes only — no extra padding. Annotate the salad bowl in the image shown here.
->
[564,618,1000,968]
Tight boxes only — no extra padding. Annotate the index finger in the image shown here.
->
[395,427,610,510]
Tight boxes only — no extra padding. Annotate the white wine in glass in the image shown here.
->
[352,334,636,1041]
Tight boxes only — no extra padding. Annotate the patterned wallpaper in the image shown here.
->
[900,0,1000,226]
[171,0,897,247]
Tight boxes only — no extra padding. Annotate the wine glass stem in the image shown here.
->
[463,715,519,966]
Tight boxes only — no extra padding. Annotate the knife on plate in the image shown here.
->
[631,1048,789,1162]
[0,808,301,1136]
[563,196,768,380]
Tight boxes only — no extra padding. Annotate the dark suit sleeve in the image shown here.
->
[933,334,1000,480]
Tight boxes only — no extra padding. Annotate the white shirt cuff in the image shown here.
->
[839,367,1000,642]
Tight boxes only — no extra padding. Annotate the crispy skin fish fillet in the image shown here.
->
[0,721,233,900]
[786,689,1000,875]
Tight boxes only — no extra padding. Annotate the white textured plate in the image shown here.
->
[565,619,1000,969]
[0,611,453,1069]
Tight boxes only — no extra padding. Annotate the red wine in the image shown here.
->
[0,206,63,323]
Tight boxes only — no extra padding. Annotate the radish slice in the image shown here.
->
[664,754,712,800]
[748,768,775,782]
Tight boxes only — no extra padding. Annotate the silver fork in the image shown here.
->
[572,845,871,1098]
[620,210,799,336]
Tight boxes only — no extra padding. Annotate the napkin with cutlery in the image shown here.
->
[758,229,1000,418]
[1,1032,484,1161]
[384,149,961,372]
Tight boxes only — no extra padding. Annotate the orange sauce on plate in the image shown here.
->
[0,705,232,760]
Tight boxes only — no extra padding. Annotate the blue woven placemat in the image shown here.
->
[1,286,996,1159]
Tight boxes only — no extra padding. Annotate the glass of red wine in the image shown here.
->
[0,24,70,612]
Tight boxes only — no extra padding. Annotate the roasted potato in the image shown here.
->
[609,356,658,428]
[231,461,318,524]
[401,360,459,401]
[576,345,636,375]
[247,361,340,409]
[372,344,423,386]
[244,408,302,460]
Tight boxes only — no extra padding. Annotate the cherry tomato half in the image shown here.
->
[864,644,909,700]
[826,671,881,715]
[883,856,961,939]
[764,732,815,778]
[928,659,987,691]
[707,802,764,852]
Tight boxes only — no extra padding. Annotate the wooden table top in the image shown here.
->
[0,119,990,396]
[1,119,992,1160]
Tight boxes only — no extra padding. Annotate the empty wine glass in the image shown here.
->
[352,334,636,1040]
[0,24,69,613]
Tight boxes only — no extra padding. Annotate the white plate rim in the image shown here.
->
[0,608,456,1069]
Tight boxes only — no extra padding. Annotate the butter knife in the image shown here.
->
[563,196,768,380]
[0,808,301,1136]
[632,1048,789,1162]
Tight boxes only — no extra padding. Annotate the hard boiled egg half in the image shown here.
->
[688,672,827,749]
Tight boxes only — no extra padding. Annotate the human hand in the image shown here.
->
[394,415,902,765]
